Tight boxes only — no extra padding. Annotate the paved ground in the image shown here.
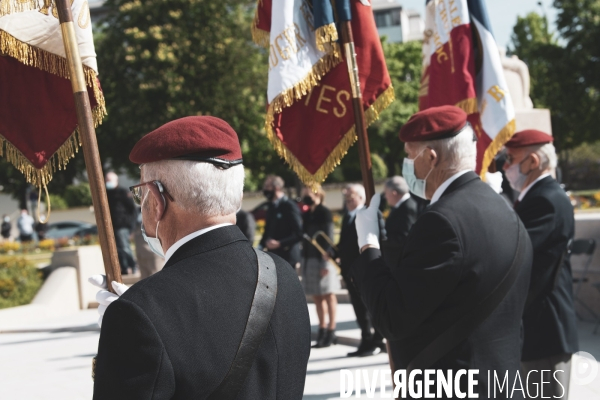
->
[0,304,598,399]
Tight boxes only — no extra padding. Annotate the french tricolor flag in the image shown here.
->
[419,0,515,175]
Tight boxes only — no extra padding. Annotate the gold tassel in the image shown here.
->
[479,119,516,179]
[0,30,107,189]
[265,85,395,187]
[0,0,41,17]
[251,0,269,48]
[455,97,478,115]
[315,23,338,52]
[270,44,342,114]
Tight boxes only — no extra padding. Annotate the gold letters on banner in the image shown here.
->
[487,85,505,102]
[304,85,350,118]
[269,23,307,69]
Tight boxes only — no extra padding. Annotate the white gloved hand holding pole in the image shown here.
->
[88,275,129,327]
[355,193,381,252]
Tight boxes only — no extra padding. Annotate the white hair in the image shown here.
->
[528,143,557,171]
[346,183,366,201]
[412,125,477,172]
[143,160,244,217]
[385,176,409,195]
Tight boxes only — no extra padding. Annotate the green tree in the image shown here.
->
[509,9,599,151]
[94,0,293,187]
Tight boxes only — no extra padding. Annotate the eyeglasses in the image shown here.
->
[128,181,174,207]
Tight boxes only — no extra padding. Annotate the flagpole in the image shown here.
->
[56,0,122,291]
[340,20,397,389]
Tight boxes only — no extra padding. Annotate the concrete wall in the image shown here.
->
[572,214,600,321]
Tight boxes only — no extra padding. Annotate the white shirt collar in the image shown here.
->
[518,173,551,202]
[430,170,471,205]
[347,204,365,219]
[394,192,411,208]
[164,223,233,263]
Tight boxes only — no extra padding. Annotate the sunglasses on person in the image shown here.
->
[128,181,174,207]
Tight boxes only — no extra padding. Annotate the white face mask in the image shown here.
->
[505,157,530,192]
[402,149,434,200]
[140,191,165,258]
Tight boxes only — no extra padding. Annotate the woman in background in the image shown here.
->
[301,185,340,348]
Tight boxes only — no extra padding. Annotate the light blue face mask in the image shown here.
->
[402,149,434,200]
[106,181,117,190]
[140,191,165,258]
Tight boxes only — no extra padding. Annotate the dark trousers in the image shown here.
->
[343,273,383,343]
[114,228,136,273]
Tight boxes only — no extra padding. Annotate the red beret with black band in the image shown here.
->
[505,129,553,148]
[399,105,470,142]
[129,116,243,169]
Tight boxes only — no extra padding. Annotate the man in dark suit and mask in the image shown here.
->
[504,129,578,398]
[381,176,418,268]
[352,106,533,398]
[90,117,310,399]
[332,183,386,357]
[259,175,303,267]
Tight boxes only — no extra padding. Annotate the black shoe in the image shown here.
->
[312,328,326,348]
[373,340,387,353]
[316,329,337,348]
[348,341,381,357]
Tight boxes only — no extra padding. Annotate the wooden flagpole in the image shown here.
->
[56,0,122,291]
[340,21,397,391]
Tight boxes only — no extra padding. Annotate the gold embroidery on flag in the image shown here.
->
[0,0,40,17]
[265,85,395,187]
[251,0,269,48]
[479,119,516,180]
[315,23,338,52]
[0,29,106,188]
[455,97,477,114]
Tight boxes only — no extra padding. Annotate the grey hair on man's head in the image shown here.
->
[142,160,244,217]
[413,124,477,172]
[345,183,366,201]
[527,143,557,171]
[384,176,409,195]
[264,175,285,190]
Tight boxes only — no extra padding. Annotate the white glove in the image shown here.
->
[355,193,381,251]
[88,274,129,327]
[485,171,504,194]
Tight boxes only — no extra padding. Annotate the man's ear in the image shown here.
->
[147,190,165,222]
[529,153,542,170]
[428,148,439,167]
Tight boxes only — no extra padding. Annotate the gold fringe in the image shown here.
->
[455,97,478,115]
[0,0,41,17]
[251,0,269,48]
[0,29,107,187]
[270,45,342,114]
[479,119,516,179]
[265,85,395,187]
[315,23,338,52]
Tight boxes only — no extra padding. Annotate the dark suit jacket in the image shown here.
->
[236,209,256,244]
[106,186,136,230]
[260,196,303,266]
[335,209,386,277]
[94,226,311,400]
[381,196,418,269]
[515,175,579,360]
[352,172,533,399]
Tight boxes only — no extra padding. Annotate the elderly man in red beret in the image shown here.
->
[504,129,578,398]
[90,116,311,399]
[352,105,533,398]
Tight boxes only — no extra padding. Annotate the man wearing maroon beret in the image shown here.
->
[90,116,311,399]
[351,106,533,398]
[504,129,578,397]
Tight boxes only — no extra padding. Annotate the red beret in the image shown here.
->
[129,116,242,168]
[399,105,468,142]
[505,129,553,148]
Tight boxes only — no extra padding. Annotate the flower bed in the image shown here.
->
[0,257,43,309]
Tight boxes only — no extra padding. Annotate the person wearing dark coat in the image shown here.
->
[301,185,340,348]
[504,129,579,398]
[331,183,387,357]
[352,106,533,399]
[90,117,311,399]
[381,176,418,269]
[235,209,256,244]
[259,175,303,267]
[106,172,137,275]
[1,215,11,240]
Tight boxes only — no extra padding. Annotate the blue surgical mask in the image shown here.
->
[505,156,531,192]
[140,191,165,258]
[106,181,117,190]
[402,149,434,200]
